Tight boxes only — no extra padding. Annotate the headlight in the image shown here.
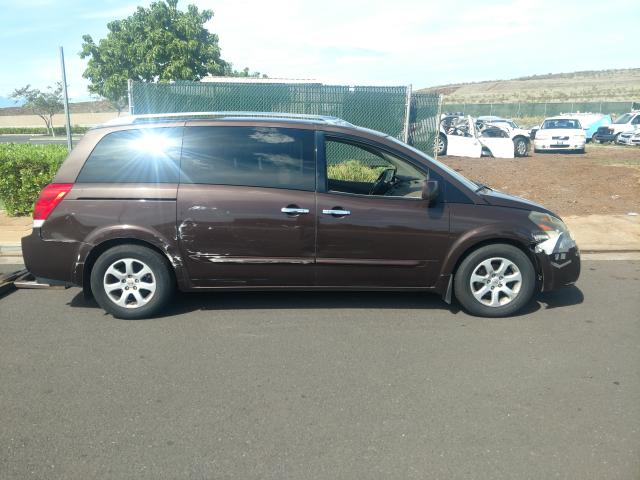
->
[529,211,576,254]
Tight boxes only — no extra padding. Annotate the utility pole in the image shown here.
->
[59,46,72,150]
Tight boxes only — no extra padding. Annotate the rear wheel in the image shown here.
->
[454,244,536,317]
[90,245,173,319]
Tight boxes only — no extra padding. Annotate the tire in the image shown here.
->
[513,137,528,157]
[453,244,536,317]
[435,133,447,156]
[90,245,173,319]
[576,147,585,154]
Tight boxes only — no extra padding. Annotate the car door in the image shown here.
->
[446,116,482,157]
[316,133,450,288]
[177,124,316,287]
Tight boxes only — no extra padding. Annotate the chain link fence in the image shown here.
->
[442,100,638,125]
[130,81,442,156]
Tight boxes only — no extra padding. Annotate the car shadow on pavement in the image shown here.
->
[68,290,463,317]
[68,286,583,320]
[536,286,584,310]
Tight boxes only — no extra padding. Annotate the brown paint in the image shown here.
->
[21,115,580,297]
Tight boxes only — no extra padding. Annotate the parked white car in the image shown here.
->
[616,127,640,146]
[436,115,518,158]
[476,116,530,156]
[593,111,640,143]
[533,116,586,153]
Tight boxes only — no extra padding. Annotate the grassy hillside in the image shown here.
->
[418,68,640,103]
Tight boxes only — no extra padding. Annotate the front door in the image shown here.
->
[177,124,316,287]
[316,135,450,288]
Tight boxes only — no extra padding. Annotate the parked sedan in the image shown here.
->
[533,117,586,153]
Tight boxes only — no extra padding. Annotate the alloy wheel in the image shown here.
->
[103,258,157,309]
[469,257,522,307]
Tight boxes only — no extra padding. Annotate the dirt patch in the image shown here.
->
[439,144,640,216]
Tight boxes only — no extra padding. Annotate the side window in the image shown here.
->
[180,126,315,191]
[632,115,640,125]
[325,138,427,198]
[76,127,182,183]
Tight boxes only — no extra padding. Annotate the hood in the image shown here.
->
[480,189,554,215]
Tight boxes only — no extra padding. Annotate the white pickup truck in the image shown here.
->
[593,111,640,143]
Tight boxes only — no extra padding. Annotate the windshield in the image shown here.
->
[613,113,633,124]
[542,119,582,129]
[386,136,479,192]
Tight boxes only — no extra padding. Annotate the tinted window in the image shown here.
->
[181,126,315,191]
[77,128,182,183]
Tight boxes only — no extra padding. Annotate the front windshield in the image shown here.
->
[386,136,479,192]
[542,119,582,129]
[613,113,633,124]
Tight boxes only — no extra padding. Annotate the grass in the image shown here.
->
[327,160,385,183]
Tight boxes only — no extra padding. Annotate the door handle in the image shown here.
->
[281,206,309,215]
[322,208,351,216]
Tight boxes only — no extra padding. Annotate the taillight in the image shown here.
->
[33,183,73,228]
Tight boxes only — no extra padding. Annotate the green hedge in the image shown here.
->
[0,126,90,135]
[0,144,68,216]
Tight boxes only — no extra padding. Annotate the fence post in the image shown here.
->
[403,84,412,143]
[128,79,134,115]
[434,95,443,160]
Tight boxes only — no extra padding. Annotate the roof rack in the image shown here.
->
[97,111,354,128]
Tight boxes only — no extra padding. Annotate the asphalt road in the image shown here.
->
[1,260,639,480]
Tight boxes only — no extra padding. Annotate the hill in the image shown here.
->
[418,68,640,104]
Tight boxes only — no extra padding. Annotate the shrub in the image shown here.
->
[327,160,384,183]
[0,144,68,216]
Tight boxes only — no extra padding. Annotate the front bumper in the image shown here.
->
[534,139,585,151]
[593,133,615,142]
[535,245,581,292]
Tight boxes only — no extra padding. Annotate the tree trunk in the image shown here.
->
[49,117,56,137]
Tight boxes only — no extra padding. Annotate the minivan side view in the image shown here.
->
[22,112,580,319]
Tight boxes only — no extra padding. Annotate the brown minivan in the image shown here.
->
[22,112,580,319]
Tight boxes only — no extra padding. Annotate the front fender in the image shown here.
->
[440,222,535,278]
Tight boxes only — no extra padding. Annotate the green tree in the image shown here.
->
[80,0,245,113]
[10,84,63,137]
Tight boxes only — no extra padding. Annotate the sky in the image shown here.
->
[0,0,637,103]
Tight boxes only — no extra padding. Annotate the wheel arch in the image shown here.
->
[81,238,180,298]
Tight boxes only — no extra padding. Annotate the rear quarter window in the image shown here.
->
[76,127,183,183]
[180,126,315,191]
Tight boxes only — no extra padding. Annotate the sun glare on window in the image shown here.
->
[129,132,178,155]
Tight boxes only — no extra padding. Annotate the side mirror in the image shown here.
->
[422,180,439,206]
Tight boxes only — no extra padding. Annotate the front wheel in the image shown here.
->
[513,137,528,157]
[454,244,536,317]
[90,245,173,319]
[435,133,447,156]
